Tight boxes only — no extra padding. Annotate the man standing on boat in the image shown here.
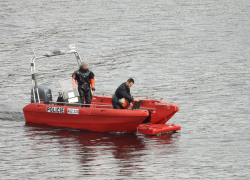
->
[112,78,139,109]
[72,61,95,107]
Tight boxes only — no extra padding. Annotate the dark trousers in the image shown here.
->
[78,87,92,107]
[112,95,129,109]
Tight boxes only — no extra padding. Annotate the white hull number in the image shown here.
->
[67,108,79,114]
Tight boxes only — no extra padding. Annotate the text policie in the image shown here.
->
[47,107,65,113]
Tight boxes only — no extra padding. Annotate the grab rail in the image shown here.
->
[30,45,81,104]
[49,101,113,108]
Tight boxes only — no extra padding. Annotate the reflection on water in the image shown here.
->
[24,122,180,178]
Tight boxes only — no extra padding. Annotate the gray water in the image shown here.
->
[0,0,250,179]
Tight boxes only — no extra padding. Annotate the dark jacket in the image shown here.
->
[115,82,134,103]
[73,67,94,85]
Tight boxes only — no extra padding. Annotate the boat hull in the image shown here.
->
[92,95,179,124]
[23,103,149,132]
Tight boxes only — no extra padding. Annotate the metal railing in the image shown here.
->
[49,101,113,109]
[31,45,81,104]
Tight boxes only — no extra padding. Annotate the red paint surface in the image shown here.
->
[23,95,180,135]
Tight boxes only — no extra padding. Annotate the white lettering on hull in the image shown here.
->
[47,107,65,113]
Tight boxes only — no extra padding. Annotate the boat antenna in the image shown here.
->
[32,49,37,58]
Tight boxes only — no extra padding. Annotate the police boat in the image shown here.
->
[23,45,181,135]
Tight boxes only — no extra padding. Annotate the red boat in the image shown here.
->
[23,45,181,135]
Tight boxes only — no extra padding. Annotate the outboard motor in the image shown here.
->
[31,85,52,104]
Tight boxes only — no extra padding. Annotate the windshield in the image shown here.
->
[59,78,79,101]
